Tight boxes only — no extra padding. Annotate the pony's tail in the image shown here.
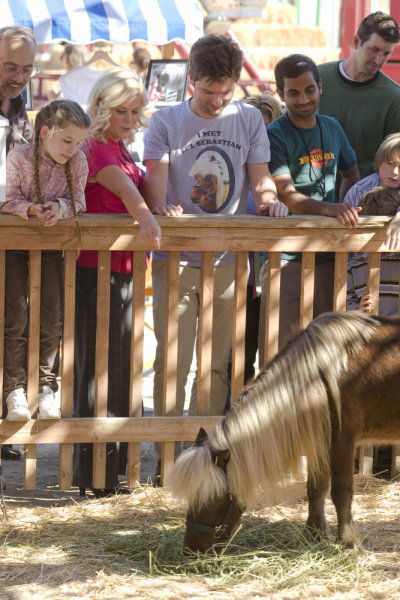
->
[167,444,228,510]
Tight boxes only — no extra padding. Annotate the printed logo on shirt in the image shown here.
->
[299,148,335,167]
[189,147,234,213]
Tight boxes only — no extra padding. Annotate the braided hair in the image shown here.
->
[33,99,90,222]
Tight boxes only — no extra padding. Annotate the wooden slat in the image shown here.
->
[0,251,5,402]
[391,445,400,479]
[263,252,281,365]
[230,252,248,404]
[92,251,111,489]
[367,252,381,316]
[59,250,76,489]
[0,214,392,254]
[127,250,146,488]
[299,252,315,330]
[196,251,214,415]
[359,444,374,477]
[24,250,41,489]
[161,252,180,484]
[0,415,223,444]
[333,252,348,311]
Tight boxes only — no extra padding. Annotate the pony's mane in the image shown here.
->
[168,312,380,509]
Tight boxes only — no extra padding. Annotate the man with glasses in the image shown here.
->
[0,25,36,152]
[0,26,36,466]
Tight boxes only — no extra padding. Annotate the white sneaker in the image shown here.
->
[6,388,30,421]
[38,386,61,420]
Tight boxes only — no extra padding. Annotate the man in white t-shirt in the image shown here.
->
[143,34,288,482]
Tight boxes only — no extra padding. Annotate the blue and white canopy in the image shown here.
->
[0,0,203,44]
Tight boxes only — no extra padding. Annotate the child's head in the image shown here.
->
[33,100,90,215]
[359,185,400,216]
[87,66,148,145]
[374,133,400,189]
[242,93,283,126]
[35,99,90,165]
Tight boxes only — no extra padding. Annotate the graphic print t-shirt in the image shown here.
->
[267,113,356,262]
[144,99,270,266]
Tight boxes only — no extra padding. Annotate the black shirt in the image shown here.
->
[0,94,32,154]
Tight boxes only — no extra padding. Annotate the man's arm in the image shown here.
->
[338,164,360,202]
[143,159,182,216]
[273,173,361,228]
[247,162,288,217]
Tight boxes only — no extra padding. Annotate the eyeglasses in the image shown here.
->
[0,62,39,78]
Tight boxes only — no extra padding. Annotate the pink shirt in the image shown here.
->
[77,137,144,273]
[2,143,88,218]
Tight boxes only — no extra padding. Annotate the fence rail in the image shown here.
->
[0,213,395,489]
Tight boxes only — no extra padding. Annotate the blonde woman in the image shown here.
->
[73,67,160,498]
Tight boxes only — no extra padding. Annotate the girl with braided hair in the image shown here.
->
[1,99,89,420]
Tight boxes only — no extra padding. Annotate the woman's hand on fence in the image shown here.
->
[151,204,183,217]
[385,212,400,250]
[138,215,162,249]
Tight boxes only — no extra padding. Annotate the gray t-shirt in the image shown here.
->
[144,98,270,266]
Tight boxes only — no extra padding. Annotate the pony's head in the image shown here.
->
[167,427,244,552]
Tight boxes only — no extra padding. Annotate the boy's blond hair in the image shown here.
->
[242,93,282,124]
[374,133,400,170]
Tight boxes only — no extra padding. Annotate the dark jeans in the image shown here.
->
[244,285,261,383]
[3,250,62,404]
[72,266,132,489]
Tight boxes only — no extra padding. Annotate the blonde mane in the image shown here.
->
[168,312,380,509]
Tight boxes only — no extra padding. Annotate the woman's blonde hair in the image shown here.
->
[87,67,148,145]
[242,93,283,124]
[374,133,400,170]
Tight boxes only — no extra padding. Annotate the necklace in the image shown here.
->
[285,113,327,201]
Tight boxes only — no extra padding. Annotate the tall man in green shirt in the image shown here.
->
[318,11,400,180]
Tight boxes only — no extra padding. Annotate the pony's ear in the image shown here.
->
[195,427,208,446]
[212,449,231,470]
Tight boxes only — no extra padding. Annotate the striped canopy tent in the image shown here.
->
[0,0,203,45]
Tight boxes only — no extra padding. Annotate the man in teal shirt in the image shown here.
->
[318,11,400,180]
[258,54,360,361]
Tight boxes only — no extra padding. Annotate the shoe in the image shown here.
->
[38,386,61,419]
[6,388,30,421]
[1,445,21,460]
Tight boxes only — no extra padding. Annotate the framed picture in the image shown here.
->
[146,59,189,104]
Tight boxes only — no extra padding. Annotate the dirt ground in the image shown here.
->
[0,440,157,509]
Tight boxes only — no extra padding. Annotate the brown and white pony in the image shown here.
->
[168,311,400,552]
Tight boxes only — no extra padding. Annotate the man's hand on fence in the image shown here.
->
[328,203,361,228]
[257,199,288,218]
[151,204,183,216]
